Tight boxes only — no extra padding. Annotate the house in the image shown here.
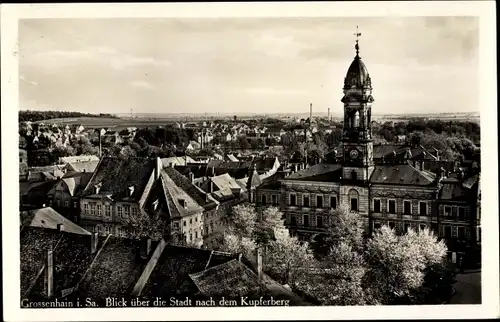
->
[20,207,91,235]
[59,155,99,164]
[186,141,201,152]
[226,154,239,162]
[46,171,94,221]
[79,157,162,238]
[161,156,196,167]
[64,160,100,173]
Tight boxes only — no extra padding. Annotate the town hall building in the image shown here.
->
[254,37,480,264]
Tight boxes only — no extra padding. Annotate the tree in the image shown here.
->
[410,131,424,146]
[298,241,367,305]
[219,233,257,260]
[121,209,170,241]
[265,228,316,286]
[364,226,448,304]
[325,206,365,252]
[226,204,258,238]
[254,206,286,245]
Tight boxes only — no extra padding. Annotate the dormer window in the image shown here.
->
[178,199,186,208]
[152,199,159,211]
[129,186,135,197]
[94,183,102,194]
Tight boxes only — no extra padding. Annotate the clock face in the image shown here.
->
[349,149,359,159]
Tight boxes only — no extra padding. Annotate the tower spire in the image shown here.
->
[354,25,362,57]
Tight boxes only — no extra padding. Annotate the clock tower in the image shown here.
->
[341,28,374,182]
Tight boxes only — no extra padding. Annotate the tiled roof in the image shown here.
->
[48,172,93,197]
[20,228,62,297]
[226,154,239,162]
[189,259,270,299]
[141,246,236,298]
[164,166,210,207]
[285,163,342,182]
[59,155,99,164]
[161,156,195,167]
[65,160,99,173]
[373,144,437,161]
[211,173,242,191]
[20,207,90,235]
[207,160,253,170]
[159,168,204,219]
[81,157,155,201]
[77,237,157,301]
[370,164,437,186]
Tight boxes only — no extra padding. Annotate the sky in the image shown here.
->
[18,16,479,115]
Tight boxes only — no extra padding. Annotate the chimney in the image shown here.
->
[57,223,64,232]
[209,180,214,193]
[139,237,152,260]
[238,253,243,262]
[256,247,263,282]
[44,248,54,299]
[189,171,194,183]
[154,157,162,180]
[90,232,99,254]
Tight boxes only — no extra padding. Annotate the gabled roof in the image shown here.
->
[370,164,437,186]
[65,160,99,173]
[20,207,91,235]
[159,168,204,219]
[373,144,437,161]
[77,237,157,300]
[210,173,242,192]
[59,155,99,164]
[189,259,270,298]
[141,246,236,298]
[163,166,211,208]
[81,157,155,202]
[161,156,195,167]
[50,172,93,197]
[285,163,342,182]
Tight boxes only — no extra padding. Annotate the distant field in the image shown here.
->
[36,117,176,130]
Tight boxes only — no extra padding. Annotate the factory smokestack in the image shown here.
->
[328,107,330,121]
[309,103,312,122]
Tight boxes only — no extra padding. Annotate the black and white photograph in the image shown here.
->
[2,2,498,321]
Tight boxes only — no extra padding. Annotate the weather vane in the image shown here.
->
[354,25,362,56]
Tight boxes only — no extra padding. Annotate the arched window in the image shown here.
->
[353,111,360,128]
[348,189,359,212]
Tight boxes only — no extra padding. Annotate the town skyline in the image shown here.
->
[19,16,479,116]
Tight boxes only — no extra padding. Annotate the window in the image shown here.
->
[303,215,309,227]
[97,204,102,216]
[190,218,192,224]
[291,215,297,226]
[132,207,137,216]
[272,195,277,205]
[419,202,427,216]
[64,201,69,207]
[350,198,358,212]
[290,194,296,206]
[451,207,457,218]
[431,223,438,234]
[403,201,412,215]
[174,222,179,229]
[374,221,382,230]
[404,223,411,233]
[388,200,396,214]
[458,207,466,220]
[317,216,323,227]
[73,201,78,208]
[183,220,186,226]
[49,200,53,206]
[458,226,465,239]
[330,196,337,209]
[373,199,381,213]
[444,225,452,238]
[55,199,60,207]
[195,216,198,222]
[262,195,267,205]
[444,206,452,217]
[117,206,123,218]
[303,195,310,207]
[90,203,96,215]
[124,205,131,217]
[190,233,193,242]
[419,224,426,231]
[388,221,396,230]
[84,203,89,214]
[105,205,111,217]
[210,222,213,232]
[195,231,198,239]
[351,170,357,181]
[316,195,323,208]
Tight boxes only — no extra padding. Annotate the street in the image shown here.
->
[450,271,481,304]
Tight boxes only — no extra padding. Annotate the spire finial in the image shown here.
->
[354,25,362,57]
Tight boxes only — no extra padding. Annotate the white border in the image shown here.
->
[1,1,498,321]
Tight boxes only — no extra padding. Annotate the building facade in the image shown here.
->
[254,39,480,265]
